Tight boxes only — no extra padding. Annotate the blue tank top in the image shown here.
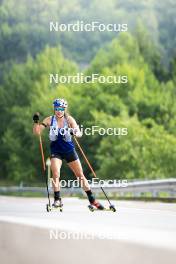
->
[49,115,75,154]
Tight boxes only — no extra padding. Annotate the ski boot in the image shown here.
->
[52,197,63,207]
[88,200,105,211]
[51,198,63,212]
[88,200,116,212]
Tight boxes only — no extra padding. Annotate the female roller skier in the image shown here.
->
[33,98,104,210]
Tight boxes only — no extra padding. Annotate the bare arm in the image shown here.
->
[67,116,82,137]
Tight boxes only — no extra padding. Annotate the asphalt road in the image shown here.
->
[0,196,176,264]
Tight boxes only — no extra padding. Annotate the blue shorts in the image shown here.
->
[50,149,79,163]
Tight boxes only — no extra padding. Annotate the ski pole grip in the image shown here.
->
[33,112,40,123]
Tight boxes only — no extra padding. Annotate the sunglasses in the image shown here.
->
[54,107,65,112]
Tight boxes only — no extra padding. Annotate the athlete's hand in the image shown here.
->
[69,129,74,136]
[70,128,82,137]
[33,112,40,123]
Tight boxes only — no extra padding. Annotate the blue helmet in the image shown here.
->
[53,98,68,108]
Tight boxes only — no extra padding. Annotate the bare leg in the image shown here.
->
[68,159,105,209]
[51,158,62,192]
[68,159,90,191]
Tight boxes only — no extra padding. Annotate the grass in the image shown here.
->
[0,191,46,197]
[0,185,175,203]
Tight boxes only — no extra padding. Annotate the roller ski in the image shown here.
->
[88,201,116,212]
[46,198,63,212]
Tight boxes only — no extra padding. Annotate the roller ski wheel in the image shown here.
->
[109,205,116,212]
[88,204,95,212]
[46,204,52,212]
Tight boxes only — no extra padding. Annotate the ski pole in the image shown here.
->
[37,123,51,207]
[73,135,113,206]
